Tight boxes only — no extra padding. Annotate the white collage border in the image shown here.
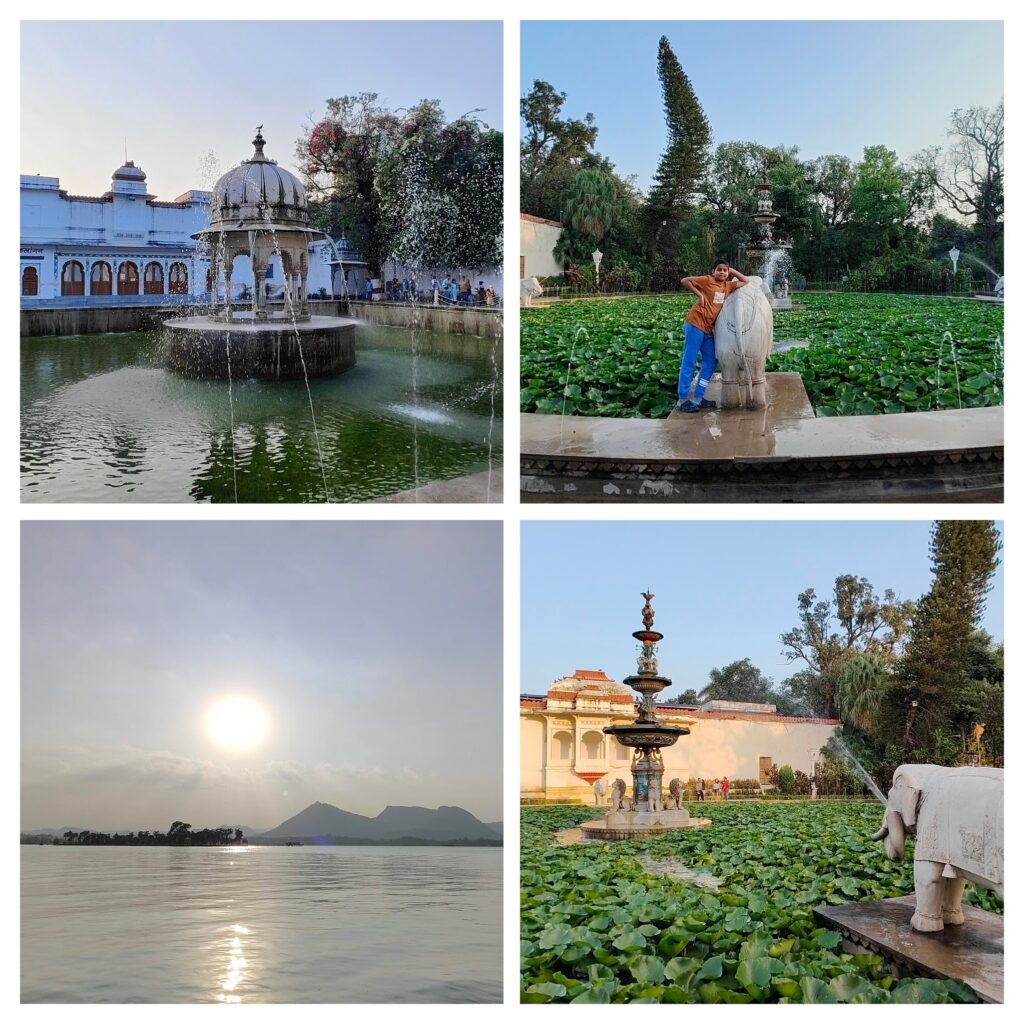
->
[5,1,1018,1018]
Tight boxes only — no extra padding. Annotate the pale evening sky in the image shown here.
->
[21,20,503,199]
[22,522,502,831]
[521,521,1003,699]
[521,21,1003,193]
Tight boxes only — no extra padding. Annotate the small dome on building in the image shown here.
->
[548,669,634,706]
[112,160,147,183]
[208,130,309,230]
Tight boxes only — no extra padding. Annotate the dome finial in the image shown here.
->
[252,126,266,161]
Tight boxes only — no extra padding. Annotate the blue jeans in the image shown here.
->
[678,323,716,399]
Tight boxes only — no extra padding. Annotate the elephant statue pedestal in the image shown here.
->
[813,895,1004,1003]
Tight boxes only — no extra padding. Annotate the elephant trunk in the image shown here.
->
[872,807,906,862]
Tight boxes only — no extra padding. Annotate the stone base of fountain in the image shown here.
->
[163,314,358,380]
[578,808,711,841]
[814,897,1002,1003]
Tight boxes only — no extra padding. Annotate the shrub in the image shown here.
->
[777,765,796,795]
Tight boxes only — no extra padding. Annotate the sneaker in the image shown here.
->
[698,398,717,409]
[677,399,702,413]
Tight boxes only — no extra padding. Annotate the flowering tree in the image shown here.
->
[298,94,502,276]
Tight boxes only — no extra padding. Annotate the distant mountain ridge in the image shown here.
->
[261,801,500,842]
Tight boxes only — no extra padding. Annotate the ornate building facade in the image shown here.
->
[20,156,364,306]
[521,669,841,803]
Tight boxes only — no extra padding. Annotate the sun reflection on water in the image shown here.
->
[217,924,253,1003]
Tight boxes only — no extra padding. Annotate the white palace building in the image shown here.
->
[521,669,841,803]
[20,156,362,306]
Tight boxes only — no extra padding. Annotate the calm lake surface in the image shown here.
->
[22,845,501,1003]
[21,323,502,502]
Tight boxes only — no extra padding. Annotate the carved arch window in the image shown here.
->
[117,261,139,295]
[169,262,188,294]
[551,730,572,762]
[91,262,112,296]
[61,260,85,296]
[22,266,38,296]
[144,262,164,295]
[581,731,605,760]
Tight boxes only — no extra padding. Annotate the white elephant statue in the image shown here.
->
[610,777,630,811]
[520,277,543,307]
[713,276,774,409]
[871,764,1003,932]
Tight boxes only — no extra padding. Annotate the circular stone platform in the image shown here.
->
[578,813,712,841]
[163,315,357,380]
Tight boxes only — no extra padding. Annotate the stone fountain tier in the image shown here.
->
[579,808,711,841]
[604,722,689,747]
[163,314,357,380]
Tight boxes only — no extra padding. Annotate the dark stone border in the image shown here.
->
[521,448,1003,503]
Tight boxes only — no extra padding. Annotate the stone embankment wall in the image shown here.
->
[21,305,189,337]
[21,299,503,339]
[344,300,503,339]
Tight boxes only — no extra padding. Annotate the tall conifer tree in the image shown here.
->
[645,37,710,269]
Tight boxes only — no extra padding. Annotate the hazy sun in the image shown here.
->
[205,696,270,751]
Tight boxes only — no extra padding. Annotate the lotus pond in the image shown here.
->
[520,293,1003,418]
[521,802,1002,1004]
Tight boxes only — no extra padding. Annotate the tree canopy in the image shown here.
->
[299,94,502,275]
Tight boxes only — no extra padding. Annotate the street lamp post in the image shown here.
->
[592,248,603,290]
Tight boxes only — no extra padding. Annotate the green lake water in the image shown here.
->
[21,324,502,502]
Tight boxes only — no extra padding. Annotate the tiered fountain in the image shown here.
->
[579,592,710,841]
[744,173,798,311]
[164,129,357,379]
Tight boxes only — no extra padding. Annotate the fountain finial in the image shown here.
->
[641,590,655,630]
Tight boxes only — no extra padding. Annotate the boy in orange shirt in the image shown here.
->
[677,260,749,412]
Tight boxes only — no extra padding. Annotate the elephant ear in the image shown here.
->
[893,769,924,828]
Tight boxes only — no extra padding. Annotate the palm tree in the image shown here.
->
[562,169,619,241]
[836,653,891,732]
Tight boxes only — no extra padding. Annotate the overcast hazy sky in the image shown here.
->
[22,522,502,831]
[21,21,502,198]
[522,521,1003,698]
[521,20,1003,193]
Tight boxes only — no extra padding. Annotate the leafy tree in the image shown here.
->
[644,36,710,274]
[701,658,775,704]
[299,96,501,275]
[779,576,915,718]
[520,80,598,185]
[921,102,1003,283]
[298,93,398,276]
[379,103,502,270]
[664,687,701,706]
[776,765,796,795]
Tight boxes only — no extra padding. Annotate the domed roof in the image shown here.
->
[112,160,147,182]
[207,130,309,230]
[548,670,634,703]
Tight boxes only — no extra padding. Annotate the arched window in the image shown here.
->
[61,260,85,296]
[169,262,188,295]
[117,261,139,295]
[614,740,631,762]
[22,266,38,296]
[90,262,112,296]
[144,262,164,295]
[581,731,605,760]
[551,730,572,762]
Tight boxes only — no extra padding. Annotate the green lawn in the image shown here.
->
[521,802,1000,1004]
[520,293,1003,418]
